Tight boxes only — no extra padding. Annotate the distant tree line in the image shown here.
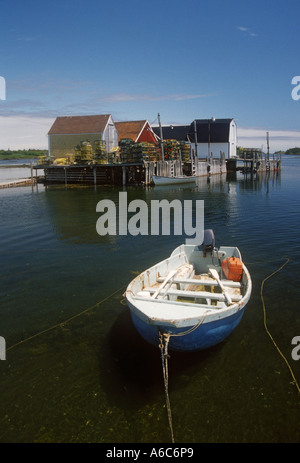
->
[0,149,48,159]
[285,147,300,155]
[238,146,300,155]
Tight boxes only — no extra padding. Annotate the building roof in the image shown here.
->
[152,124,191,142]
[48,115,111,135]
[190,119,234,143]
[152,119,234,143]
[115,120,156,142]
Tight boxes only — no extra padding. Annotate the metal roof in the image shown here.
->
[152,119,234,143]
[48,115,111,135]
[115,120,148,142]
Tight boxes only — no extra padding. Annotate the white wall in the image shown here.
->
[191,142,229,158]
[103,115,118,152]
[229,120,237,157]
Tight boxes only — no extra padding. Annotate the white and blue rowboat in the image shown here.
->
[125,230,252,352]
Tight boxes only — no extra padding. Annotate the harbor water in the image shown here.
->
[0,159,35,182]
[0,156,299,443]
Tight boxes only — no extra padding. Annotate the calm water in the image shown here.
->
[0,159,37,182]
[0,157,299,443]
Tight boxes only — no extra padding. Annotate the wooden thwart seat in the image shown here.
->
[144,286,242,302]
[151,264,194,300]
[139,265,243,308]
[156,276,241,288]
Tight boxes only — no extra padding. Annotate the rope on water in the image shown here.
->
[260,258,300,394]
[7,284,127,353]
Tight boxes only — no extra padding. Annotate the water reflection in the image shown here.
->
[237,170,281,193]
[41,170,282,245]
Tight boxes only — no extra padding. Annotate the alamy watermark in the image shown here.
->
[291,336,300,361]
[0,336,6,360]
[0,76,6,100]
[291,76,300,101]
[96,192,204,245]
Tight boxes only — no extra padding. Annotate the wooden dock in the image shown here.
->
[0,178,36,189]
[34,155,228,187]
[35,163,146,186]
[226,150,282,174]
[33,151,281,187]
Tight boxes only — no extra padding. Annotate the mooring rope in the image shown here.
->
[260,258,300,394]
[159,332,174,443]
[6,284,127,353]
[158,312,209,443]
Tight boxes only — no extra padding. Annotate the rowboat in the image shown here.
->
[152,175,196,185]
[125,230,252,351]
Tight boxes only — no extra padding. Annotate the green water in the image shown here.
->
[0,157,299,443]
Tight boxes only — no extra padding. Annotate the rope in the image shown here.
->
[159,332,174,443]
[158,311,208,443]
[260,258,300,394]
[7,284,126,353]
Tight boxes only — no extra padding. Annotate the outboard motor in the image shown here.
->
[202,229,215,257]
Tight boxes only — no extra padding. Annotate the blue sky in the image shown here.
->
[0,0,300,150]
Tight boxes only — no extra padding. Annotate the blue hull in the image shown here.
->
[130,308,245,352]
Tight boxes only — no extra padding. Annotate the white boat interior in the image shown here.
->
[126,241,252,328]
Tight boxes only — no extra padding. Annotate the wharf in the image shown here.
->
[34,162,146,186]
[34,154,227,186]
[226,150,281,174]
[34,160,219,186]
[33,151,281,187]
[0,178,36,189]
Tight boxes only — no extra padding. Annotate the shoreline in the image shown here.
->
[0,164,32,168]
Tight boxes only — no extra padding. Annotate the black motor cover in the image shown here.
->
[202,229,215,253]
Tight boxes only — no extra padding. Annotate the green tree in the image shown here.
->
[285,147,300,155]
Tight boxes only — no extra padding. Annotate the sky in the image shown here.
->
[0,0,300,151]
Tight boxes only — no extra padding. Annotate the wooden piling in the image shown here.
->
[122,166,126,186]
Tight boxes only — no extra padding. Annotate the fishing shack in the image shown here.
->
[48,114,118,160]
[152,118,237,159]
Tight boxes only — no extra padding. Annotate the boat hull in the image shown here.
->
[129,305,245,352]
[152,175,196,185]
[125,243,252,352]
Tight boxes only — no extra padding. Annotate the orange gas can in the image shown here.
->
[222,257,243,281]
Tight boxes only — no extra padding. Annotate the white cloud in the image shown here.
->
[0,116,54,149]
[101,93,211,103]
[237,26,258,37]
[237,127,300,151]
[0,116,299,152]
[17,37,36,41]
